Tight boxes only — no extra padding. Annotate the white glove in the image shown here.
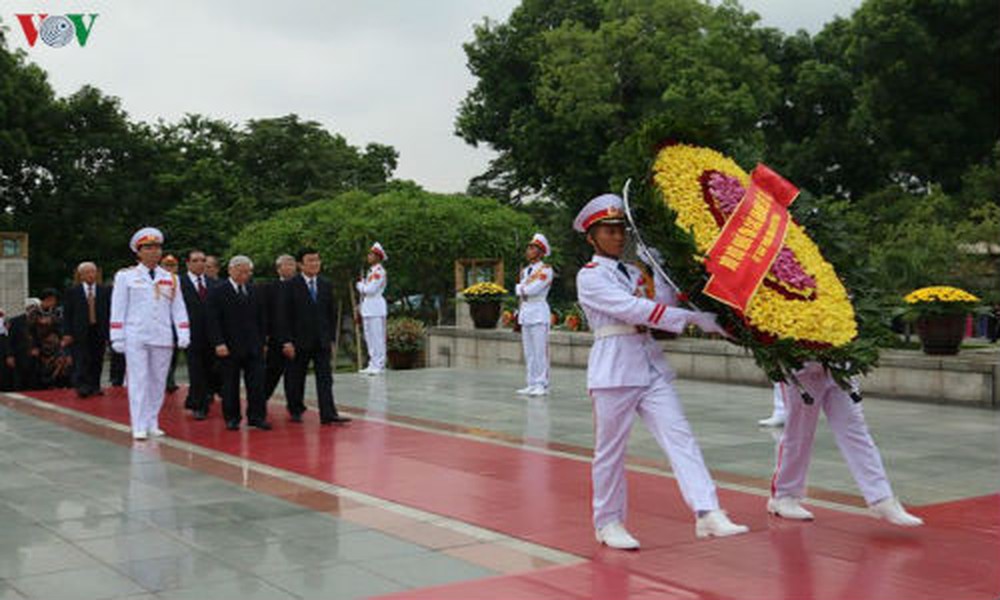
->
[177,340,190,350]
[687,311,729,337]
[640,246,665,268]
[111,340,125,353]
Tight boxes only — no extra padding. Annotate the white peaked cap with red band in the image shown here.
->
[129,227,164,253]
[529,233,551,257]
[370,242,386,261]
[573,194,626,233]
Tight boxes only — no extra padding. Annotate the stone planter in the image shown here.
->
[387,349,419,370]
[916,314,966,355]
[468,301,501,329]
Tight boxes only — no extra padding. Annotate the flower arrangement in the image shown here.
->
[563,314,582,331]
[902,286,981,318]
[639,142,879,385]
[461,282,508,304]
[386,317,426,353]
[501,309,517,328]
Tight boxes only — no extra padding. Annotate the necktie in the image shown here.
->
[308,278,317,302]
[86,285,96,325]
[616,262,631,281]
[148,268,156,280]
[239,284,247,297]
[197,276,207,301]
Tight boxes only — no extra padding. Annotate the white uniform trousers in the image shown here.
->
[591,367,719,529]
[771,382,787,420]
[771,378,893,505]
[363,316,386,371]
[521,323,549,389]
[124,341,173,434]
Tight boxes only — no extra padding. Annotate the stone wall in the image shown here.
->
[427,326,1000,407]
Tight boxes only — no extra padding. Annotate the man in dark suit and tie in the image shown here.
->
[207,255,271,431]
[278,248,351,425]
[263,254,297,401]
[61,262,111,397]
[180,250,218,419]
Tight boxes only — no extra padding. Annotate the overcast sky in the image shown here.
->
[4,0,861,193]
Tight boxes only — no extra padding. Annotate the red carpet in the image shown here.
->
[16,387,1000,600]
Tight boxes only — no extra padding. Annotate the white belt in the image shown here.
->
[593,325,646,339]
[521,297,546,304]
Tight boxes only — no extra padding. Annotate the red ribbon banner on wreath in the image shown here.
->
[703,164,799,313]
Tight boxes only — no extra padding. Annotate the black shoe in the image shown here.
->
[248,420,272,431]
[76,388,91,398]
[183,398,196,410]
[225,419,241,430]
[321,416,352,425]
[289,413,303,423]
[166,385,179,394]
[92,388,104,396]
[193,409,208,421]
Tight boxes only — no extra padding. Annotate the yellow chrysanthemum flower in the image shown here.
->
[462,282,508,297]
[651,144,858,347]
[904,286,980,304]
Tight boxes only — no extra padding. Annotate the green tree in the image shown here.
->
[229,189,537,320]
[457,0,780,209]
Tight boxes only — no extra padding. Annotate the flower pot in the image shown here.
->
[468,301,501,329]
[915,314,965,355]
[387,349,419,370]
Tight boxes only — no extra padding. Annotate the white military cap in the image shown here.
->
[370,242,386,261]
[573,194,627,233]
[529,233,551,257]
[129,227,164,253]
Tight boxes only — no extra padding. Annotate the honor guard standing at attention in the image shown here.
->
[110,228,190,440]
[515,233,553,396]
[574,193,748,550]
[356,242,388,375]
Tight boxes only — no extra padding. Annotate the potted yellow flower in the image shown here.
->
[461,282,508,329]
[902,286,981,355]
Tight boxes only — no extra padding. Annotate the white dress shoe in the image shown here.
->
[359,367,373,374]
[767,496,814,520]
[132,430,148,441]
[150,428,166,437]
[595,522,640,550]
[695,510,749,538]
[526,386,548,396]
[870,497,923,527]
[516,386,534,395]
[758,414,786,427]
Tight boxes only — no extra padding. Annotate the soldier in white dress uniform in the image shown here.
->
[356,242,388,375]
[768,366,923,526]
[110,228,190,440]
[574,193,749,550]
[515,233,554,396]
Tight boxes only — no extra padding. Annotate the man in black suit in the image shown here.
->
[207,255,271,431]
[61,262,111,397]
[278,248,351,425]
[180,250,218,419]
[263,254,297,401]
[7,300,40,390]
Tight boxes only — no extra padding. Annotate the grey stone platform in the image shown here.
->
[428,327,1000,407]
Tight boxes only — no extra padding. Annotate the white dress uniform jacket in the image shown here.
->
[576,255,693,390]
[356,264,387,318]
[515,262,553,325]
[110,265,190,349]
